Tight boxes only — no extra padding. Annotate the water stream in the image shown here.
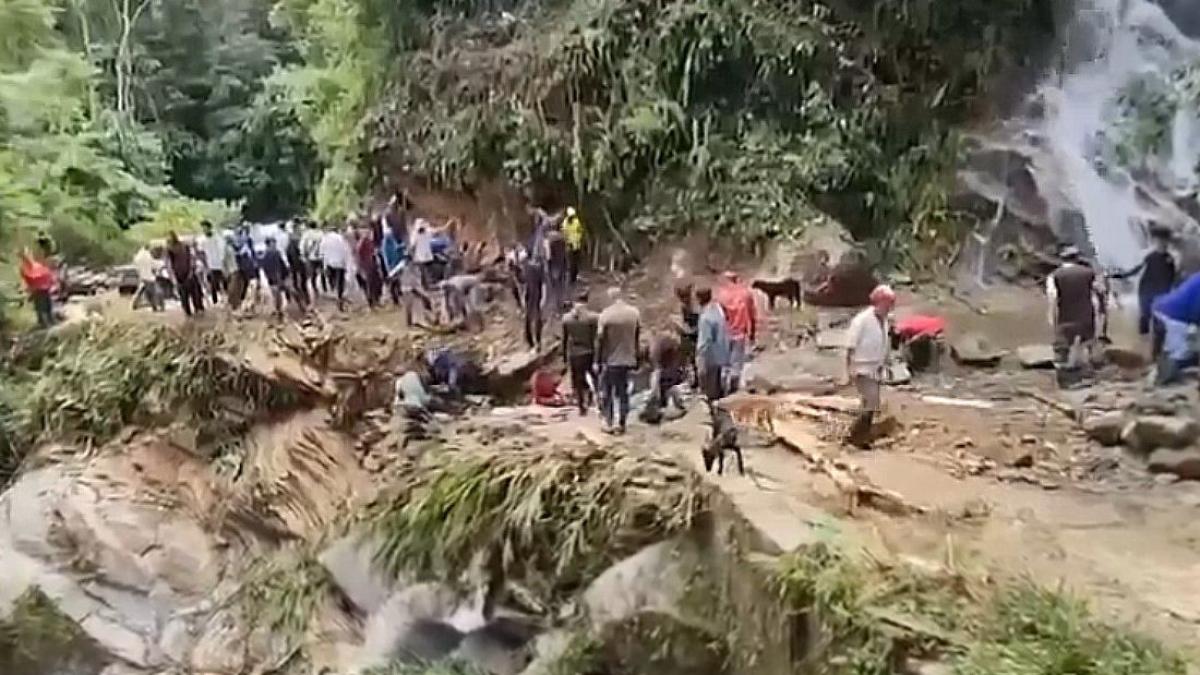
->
[1031,0,1200,269]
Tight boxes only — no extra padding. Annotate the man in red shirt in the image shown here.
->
[716,271,757,393]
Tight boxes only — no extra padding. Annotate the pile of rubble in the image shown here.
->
[1083,389,1200,480]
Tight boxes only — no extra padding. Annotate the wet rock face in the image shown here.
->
[1154,0,1200,39]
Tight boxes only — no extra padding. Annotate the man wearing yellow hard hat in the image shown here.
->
[563,206,585,283]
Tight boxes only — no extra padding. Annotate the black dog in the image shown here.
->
[751,278,802,309]
[703,405,745,476]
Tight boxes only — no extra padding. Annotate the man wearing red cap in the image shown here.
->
[843,285,895,448]
[716,271,757,393]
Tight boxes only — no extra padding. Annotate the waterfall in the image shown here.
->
[1024,0,1200,269]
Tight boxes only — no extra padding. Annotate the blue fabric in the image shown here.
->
[696,303,731,369]
[431,234,452,256]
[381,231,406,271]
[1153,272,1200,325]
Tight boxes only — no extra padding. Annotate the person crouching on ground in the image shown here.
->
[843,285,895,449]
[562,290,599,415]
[1152,271,1200,385]
[596,287,641,435]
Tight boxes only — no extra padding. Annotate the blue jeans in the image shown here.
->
[30,290,53,328]
[600,365,632,429]
[1157,312,1194,363]
[727,338,748,393]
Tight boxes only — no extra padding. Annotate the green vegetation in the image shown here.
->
[0,589,105,675]
[0,320,298,485]
[240,551,333,637]
[774,544,1187,675]
[369,445,703,603]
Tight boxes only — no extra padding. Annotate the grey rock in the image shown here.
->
[1121,416,1198,454]
[886,360,912,385]
[951,334,1005,367]
[1017,344,1055,369]
[1084,412,1126,446]
[318,534,393,614]
[1104,345,1148,370]
[1147,448,1200,481]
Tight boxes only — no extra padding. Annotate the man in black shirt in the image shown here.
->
[260,236,289,318]
[166,231,204,317]
[561,290,599,414]
[1113,228,1178,357]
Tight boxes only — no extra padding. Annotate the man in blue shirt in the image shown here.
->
[381,219,407,306]
[695,285,731,402]
[1152,271,1200,384]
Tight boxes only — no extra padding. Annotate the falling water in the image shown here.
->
[1035,0,1200,269]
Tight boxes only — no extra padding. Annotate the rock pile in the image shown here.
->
[1083,389,1200,480]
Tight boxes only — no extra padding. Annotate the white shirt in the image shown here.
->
[846,307,889,377]
[319,231,351,269]
[133,248,159,283]
[198,233,225,272]
[412,228,434,264]
[301,228,323,261]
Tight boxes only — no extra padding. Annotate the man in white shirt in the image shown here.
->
[843,284,895,449]
[132,245,165,311]
[196,220,227,304]
[319,225,352,310]
[410,218,435,289]
[300,221,325,296]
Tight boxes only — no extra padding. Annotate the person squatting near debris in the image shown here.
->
[320,224,351,310]
[640,331,687,424]
[695,285,731,403]
[562,290,600,415]
[197,220,226,305]
[167,231,205,317]
[844,284,895,449]
[892,314,946,372]
[716,271,757,393]
[1112,227,1178,359]
[522,254,546,350]
[597,287,642,434]
[132,244,166,312]
[1152,271,1200,385]
[563,206,585,283]
[1046,246,1105,372]
[441,272,487,331]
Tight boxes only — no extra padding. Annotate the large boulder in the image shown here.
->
[318,535,394,614]
[1084,412,1126,446]
[1121,416,1198,454]
[1017,345,1056,369]
[803,250,878,308]
[1147,448,1200,481]
[951,334,1006,367]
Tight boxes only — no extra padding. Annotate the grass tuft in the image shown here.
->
[774,545,1188,675]
[368,445,704,604]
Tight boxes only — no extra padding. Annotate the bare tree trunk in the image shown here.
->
[112,0,152,118]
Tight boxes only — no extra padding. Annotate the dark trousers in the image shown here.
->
[357,269,382,307]
[568,248,583,283]
[228,271,247,310]
[207,270,226,304]
[326,267,347,309]
[30,290,53,328]
[178,275,204,316]
[1139,293,1167,358]
[600,365,632,429]
[308,261,325,295]
[524,300,543,349]
[568,353,595,413]
[698,363,724,402]
[290,264,309,307]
